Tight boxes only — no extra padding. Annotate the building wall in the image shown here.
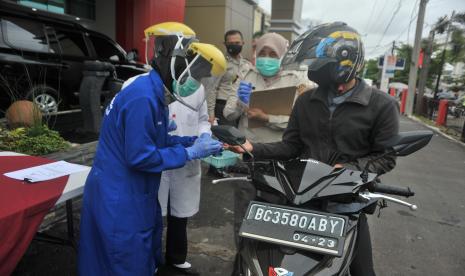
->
[184,0,227,49]
[253,8,262,34]
[226,0,254,59]
[253,6,270,35]
[270,0,302,42]
[185,0,255,60]
[116,0,185,59]
[95,0,115,39]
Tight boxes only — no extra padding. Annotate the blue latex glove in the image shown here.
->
[237,81,253,104]
[185,136,223,160]
[199,133,221,156]
[168,119,177,132]
[199,132,211,139]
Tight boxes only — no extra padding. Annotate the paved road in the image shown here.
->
[182,116,465,275]
[14,117,465,275]
[370,117,465,276]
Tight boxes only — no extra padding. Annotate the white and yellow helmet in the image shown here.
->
[144,22,226,111]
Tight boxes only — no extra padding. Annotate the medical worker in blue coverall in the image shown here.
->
[77,22,227,275]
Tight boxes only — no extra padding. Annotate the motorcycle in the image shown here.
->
[211,125,433,276]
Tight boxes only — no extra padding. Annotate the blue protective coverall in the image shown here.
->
[78,70,195,275]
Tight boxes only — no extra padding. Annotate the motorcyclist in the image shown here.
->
[78,22,227,276]
[228,22,399,275]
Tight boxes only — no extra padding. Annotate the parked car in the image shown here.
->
[437,91,456,100]
[0,1,148,115]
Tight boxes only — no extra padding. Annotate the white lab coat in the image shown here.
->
[159,85,211,217]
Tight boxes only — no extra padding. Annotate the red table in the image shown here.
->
[0,152,90,276]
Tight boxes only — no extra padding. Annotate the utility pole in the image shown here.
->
[405,0,428,116]
[416,29,435,115]
[434,10,455,97]
[392,40,396,55]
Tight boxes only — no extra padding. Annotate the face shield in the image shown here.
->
[281,33,337,72]
[143,23,226,111]
[171,54,214,111]
[171,42,227,111]
[143,22,196,65]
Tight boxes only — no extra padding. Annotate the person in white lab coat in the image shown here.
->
[158,84,211,275]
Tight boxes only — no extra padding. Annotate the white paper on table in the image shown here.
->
[4,161,89,183]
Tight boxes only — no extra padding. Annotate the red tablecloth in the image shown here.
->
[0,155,69,276]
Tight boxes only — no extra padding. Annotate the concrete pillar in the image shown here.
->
[269,0,302,42]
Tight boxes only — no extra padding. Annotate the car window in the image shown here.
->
[54,29,89,57]
[1,17,49,53]
[89,35,123,61]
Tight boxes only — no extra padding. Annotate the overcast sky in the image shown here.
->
[258,0,465,59]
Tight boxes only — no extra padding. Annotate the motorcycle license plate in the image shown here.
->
[239,201,348,256]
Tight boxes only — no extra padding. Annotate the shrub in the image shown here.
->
[0,125,70,155]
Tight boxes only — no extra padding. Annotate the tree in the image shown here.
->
[432,12,465,95]
[392,43,413,84]
[364,59,380,83]
[447,28,465,62]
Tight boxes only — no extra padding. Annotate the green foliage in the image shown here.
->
[0,125,70,155]
[364,59,380,83]
[447,28,465,62]
[427,54,444,88]
[452,12,465,26]
[392,43,413,84]
[447,74,465,92]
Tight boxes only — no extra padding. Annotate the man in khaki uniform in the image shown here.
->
[223,32,315,143]
[206,30,252,126]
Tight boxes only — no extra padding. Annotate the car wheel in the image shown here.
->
[26,86,60,114]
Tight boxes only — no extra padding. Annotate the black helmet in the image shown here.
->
[282,22,364,87]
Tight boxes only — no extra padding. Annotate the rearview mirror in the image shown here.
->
[109,55,120,61]
[386,131,433,156]
[127,50,138,62]
[211,125,246,145]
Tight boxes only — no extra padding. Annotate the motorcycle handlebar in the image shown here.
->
[371,183,415,197]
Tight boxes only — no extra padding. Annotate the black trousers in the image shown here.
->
[233,181,376,276]
[350,213,376,276]
[215,99,238,127]
[165,215,188,265]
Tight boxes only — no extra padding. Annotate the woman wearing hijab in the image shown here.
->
[223,32,315,143]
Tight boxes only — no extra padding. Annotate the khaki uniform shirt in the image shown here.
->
[223,68,315,143]
[206,55,252,117]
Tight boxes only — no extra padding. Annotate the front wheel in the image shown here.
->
[26,85,60,114]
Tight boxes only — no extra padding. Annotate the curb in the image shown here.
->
[406,115,465,148]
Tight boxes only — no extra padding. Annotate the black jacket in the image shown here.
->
[252,80,399,175]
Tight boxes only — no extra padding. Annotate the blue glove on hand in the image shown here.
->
[168,120,177,132]
[186,136,223,160]
[237,81,253,104]
[199,132,211,139]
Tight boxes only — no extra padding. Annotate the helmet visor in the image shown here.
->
[281,27,364,79]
